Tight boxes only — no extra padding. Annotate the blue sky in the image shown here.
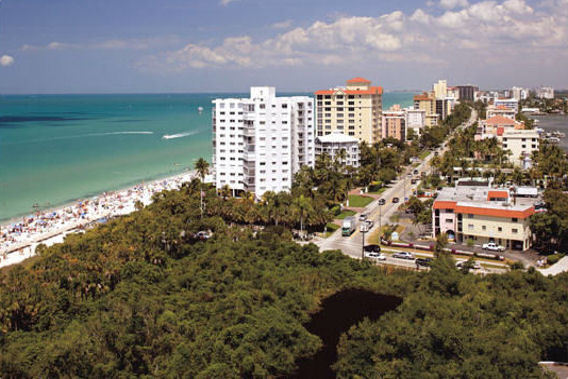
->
[0,0,566,93]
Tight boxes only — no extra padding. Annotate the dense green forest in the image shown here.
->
[1,182,567,377]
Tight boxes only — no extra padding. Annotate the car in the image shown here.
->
[364,244,381,253]
[364,219,374,229]
[413,169,419,175]
[392,251,414,260]
[410,179,417,184]
[365,251,386,261]
[392,197,399,203]
[416,257,433,267]
[456,260,482,270]
[195,231,211,240]
[359,213,368,221]
[378,198,386,206]
[482,242,505,252]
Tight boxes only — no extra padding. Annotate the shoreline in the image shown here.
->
[0,170,197,268]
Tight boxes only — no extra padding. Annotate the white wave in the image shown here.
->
[161,131,198,140]
[87,131,154,137]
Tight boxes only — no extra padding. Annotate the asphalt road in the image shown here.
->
[315,109,480,271]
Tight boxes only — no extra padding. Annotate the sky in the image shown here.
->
[0,0,566,94]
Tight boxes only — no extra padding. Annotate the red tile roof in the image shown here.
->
[347,77,371,83]
[486,115,516,125]
[487,190,509,200]
[454,205,534,219]
[433,201,457,210]
[314,86,383,96]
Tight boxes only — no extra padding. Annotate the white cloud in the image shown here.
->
[271,20,293,29]
[0,55,14,67]
[440,0,469,9]
[220,0,237,5]
[20,36,180,52]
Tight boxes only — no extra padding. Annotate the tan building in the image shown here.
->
[382,104,406,141]
[315,77,383,144]
[433,186,538,251]
[413,92,439,127]
[486,105,516,120]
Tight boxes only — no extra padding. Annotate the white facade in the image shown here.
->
[494,98,519,114]
[500,129,540,167]
[486,105,516,120]
[511,87,529,101]
[212,87,315,198]
[315,133,360,167]
[536,86,554,99]
[404,107,426,137]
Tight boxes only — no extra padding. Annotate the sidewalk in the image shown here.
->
[538,256,568,276]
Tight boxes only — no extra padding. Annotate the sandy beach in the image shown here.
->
[0,170,197,268]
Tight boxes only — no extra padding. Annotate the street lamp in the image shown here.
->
[360,223,368,260]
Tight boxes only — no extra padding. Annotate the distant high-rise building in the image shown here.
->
[315,77,383,144]
[212,87,314,198]
[414,92,439,127]
[456,85,478,102]
[382,104,406,141]
[511,87,529,101]
[404,107,426,137]
[536,86,554,99]
[433,80,448,100]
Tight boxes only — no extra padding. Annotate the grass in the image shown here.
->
[348,194,374,208]
[336,210,356,219]
[419,150,430,160]
[368,187,387,195]
[323,222,339,238]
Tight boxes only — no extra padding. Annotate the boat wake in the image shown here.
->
[3,131,155,145]
[89,131,154,137]
[161,131,198,140]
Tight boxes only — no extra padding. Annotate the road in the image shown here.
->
[315,108,479,271]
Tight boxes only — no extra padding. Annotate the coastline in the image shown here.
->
[0,170,197,268]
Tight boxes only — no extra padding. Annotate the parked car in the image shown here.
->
[482,242,505,252]
[410,178,417,184]
[359,213,368,221]
[416,257,433,267]
[378,198,386,206]
[392,251,414,260]
[364,244,381,253]
[413,169,419,175]
[365,251,387,261]
[195,231,211,240]
[456,260,482,270]
[392,197,399,203]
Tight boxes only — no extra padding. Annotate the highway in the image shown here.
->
[315,109,482,271]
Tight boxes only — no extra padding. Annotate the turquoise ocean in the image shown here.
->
[0,92,414,221]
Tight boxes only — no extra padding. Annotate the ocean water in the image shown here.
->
[0,92,414,221]
[531,114,568,151]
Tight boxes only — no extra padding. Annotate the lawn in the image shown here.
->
[336,210,357,219]
[348,194,374,208]
[419,150,430,160]
[368,187,387,195]
[323,222,340,237]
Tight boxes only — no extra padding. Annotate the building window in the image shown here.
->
[498,227,502,232]
[512,218,518,222]
[482,225,486,230]
[512,228,518,234]
[468,214,473,219]
[468,224,474,230]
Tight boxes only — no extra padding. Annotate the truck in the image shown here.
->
[342,217,356,236]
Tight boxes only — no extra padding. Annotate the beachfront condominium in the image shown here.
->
[314,77,383,144]
[536,86,554,99]
[315,133,360,168]
[413,92,439,127]
[212,87,314,198]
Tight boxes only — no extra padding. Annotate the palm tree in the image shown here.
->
[219,184,231,200]
[194,158,209,218]
[292,194,311,233]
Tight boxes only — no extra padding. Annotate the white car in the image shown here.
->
[392,252,415,260]
[482,242,505,252]
[365,252,386,261]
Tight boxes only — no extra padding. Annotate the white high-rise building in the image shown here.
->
[511,87,529,101]
[212,87,315,198]
[536,86,554,99]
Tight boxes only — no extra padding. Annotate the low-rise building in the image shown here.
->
[501,129,540,168]
[486,105,516,120]
[433,186,538,251]
[494,98,519,114]
[382,104,406,141]
[315,133,360,167]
